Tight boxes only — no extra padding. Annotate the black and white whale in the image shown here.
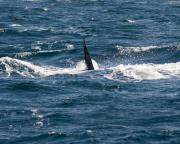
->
[83,38,95,70]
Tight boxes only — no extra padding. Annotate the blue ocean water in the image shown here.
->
[0,0,180,143]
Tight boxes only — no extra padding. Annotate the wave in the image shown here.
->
[9,24,54,33]
[116,44,180,54]
[8,24,84,36]
[0,57,179,80]
[25,6,48,11]
[0,28,5,33]
[15,44,75,58]
[105,62,180,80]
[0,57,88,77]
[15,49,66,58]
[127,19,135,23]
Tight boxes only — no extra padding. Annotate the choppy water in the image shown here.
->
[0,0,180,143]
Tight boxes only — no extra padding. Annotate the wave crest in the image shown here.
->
[0,57,179,80]
[105,62,180,80]
[0,57,88,77]
[116,44,180,54]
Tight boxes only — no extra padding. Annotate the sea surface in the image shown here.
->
[0,0,180,143]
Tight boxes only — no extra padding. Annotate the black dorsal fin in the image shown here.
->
[83,38,94,70]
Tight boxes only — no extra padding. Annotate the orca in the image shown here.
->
[83,38,94,70]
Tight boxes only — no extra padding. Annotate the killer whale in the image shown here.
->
[83,38,94,70]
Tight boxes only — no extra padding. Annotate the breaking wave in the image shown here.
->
[15,44,75,58]
[116,44,180,54]
[105,62,180,80]
[0,57,179,81]
[0,57,88,77]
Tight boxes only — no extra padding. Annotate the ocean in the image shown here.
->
[0,0,180,143]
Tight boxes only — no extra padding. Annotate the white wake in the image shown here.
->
[0,57,92,77]
[0,57,179,80]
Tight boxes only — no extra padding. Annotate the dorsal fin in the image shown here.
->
[83,38,94,70]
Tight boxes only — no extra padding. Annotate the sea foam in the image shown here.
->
[0,57,98,77]
[105,62,180,80]
[0,57,179,80]
[116,44,179,53]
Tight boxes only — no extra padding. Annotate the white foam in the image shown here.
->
[10,24,22,27]
[116,45,159,53]
[75,61,87,71]
[65,44,74,50]
[15,52,33,58]
[75,59,99,70]
[116,44,180,54]
[31,109,38,113]
[106,62,180,80]
[1,57,179,81]
[127,19,135,23]
[0,28,5,33]
[92,59,99,70]
[42,7,48,11]
[0,57,95,77]
[15,48,74,58]
[86,130,93,133]
[10,23,53,32]
[32,46,41,50]
[35,121,43,127]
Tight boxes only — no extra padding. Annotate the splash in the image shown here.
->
[0,57,179,80]
[105,62,180,80]
[0,57,90,77]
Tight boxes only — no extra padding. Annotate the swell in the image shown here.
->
[115,44,180,64]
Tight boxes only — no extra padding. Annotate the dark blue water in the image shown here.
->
[0,0,180,143]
